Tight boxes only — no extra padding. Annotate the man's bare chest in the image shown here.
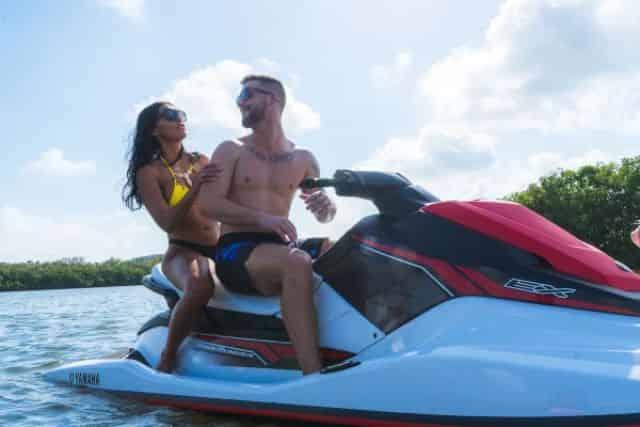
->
[232,156,307,196]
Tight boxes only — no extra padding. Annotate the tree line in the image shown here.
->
[0,256,162,291]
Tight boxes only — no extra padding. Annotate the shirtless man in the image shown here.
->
[200,75,336,374]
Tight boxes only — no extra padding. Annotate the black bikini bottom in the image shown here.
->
[214,232,326,295]
[169,239,217,260]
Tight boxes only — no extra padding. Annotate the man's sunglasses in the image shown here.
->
[236,87,276,104]
[159,108,187,122]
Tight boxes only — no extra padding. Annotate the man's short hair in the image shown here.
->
[241,74,286,111]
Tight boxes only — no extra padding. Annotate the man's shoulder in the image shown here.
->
[292,145,315,160]
[291,146,320,176]
[294,147,320,172]
[221,139,247,150]
[213,139,244,157]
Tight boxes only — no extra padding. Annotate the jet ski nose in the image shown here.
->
[44,363,97,386]
[43,366,67,384]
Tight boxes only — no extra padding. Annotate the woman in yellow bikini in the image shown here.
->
[122,102,222,372]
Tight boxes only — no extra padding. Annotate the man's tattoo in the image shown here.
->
[246,144,294,163]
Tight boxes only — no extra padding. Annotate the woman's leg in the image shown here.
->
[157,247,215,373]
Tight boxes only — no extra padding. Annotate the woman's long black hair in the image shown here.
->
[122,102,167,211]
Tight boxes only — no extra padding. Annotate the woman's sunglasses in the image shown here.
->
[236,87,276,104]
[159,108,187,122]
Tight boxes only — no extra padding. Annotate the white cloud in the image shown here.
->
[25,148,96,177]
[0,207,164,262]
[282,86,321,133]
[255,58,282,74]
[298,127,496,241]
[97,0,144,20]
[430,148,608,201]
[371,51,413,89]
[596,0,640,38]
[527,149,611,175]
[139,59,320,134]
[349,0,637,209]
[355,125,496,178]
[419,0,640,134]
[354,124,612,201]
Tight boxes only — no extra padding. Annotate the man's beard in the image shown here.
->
[241,107,264,128]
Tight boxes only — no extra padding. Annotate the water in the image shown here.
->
[0,286,319,427]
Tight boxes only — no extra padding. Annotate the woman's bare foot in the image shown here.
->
[156,350,177,373]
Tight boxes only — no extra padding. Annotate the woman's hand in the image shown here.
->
[190,161,223,191]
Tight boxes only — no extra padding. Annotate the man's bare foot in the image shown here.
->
[156,351,176,373]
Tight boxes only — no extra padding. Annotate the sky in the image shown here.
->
[1,0,640,262]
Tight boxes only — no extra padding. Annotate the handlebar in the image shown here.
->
[299,169,439,217]
[300,178,337,189]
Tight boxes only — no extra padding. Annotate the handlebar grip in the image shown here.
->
[300,178,336,189]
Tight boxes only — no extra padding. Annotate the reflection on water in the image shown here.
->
[0,286,327,427]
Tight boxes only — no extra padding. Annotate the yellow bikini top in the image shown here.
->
[160,155,195,207]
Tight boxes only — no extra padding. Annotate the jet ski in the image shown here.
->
[46,169,640,427]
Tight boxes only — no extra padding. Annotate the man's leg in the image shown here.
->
[245,244,322,374]
[278,250,321,374]
[158,251,214,372]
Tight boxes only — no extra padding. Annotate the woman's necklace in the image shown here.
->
[161,146,184,167]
